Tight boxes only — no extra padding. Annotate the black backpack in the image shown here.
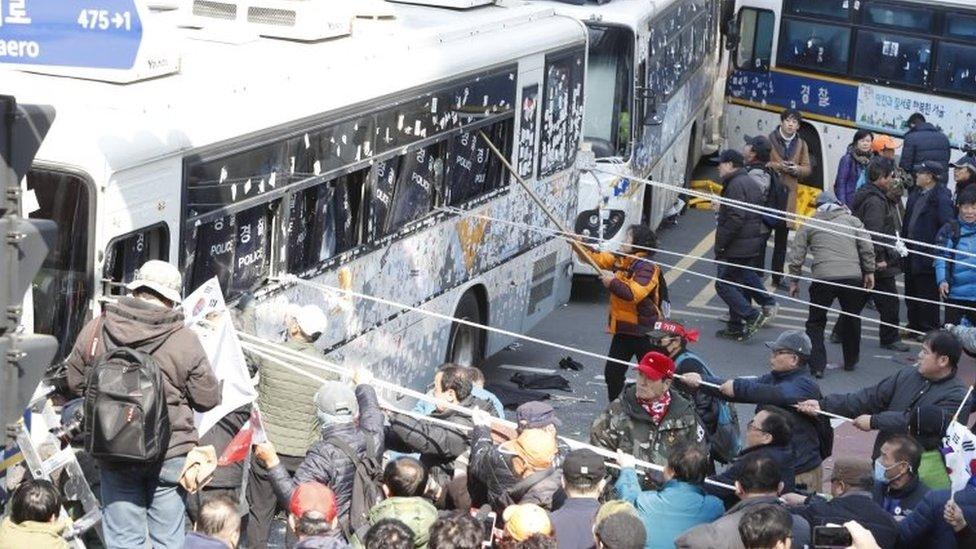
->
[762,169,789,229]
[327,436,384,539]
[82,322,171,463]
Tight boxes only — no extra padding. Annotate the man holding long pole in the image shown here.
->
[571,225,665,402]
[797,330,970,458]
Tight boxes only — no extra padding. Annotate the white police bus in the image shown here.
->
[726,0,976,196]
[532,0,724,273]
[11,1,587,385]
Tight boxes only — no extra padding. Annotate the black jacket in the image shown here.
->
[715,168,768,259]
[386,395,494,484]
[821,367,969,458]
[550,498,600,549]
[269,385,385,522]
[871,476,929,518]
[852,182,901,278]
[900,122,951,179]
[796,491,899,549]
[902,184,955,274]
[706,443,796,506]
[671,351,719,436]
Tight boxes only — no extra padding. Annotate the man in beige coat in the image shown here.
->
[767,108,813,286]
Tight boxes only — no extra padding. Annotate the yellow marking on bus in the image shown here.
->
[457,218,489,271]
[771,66,860,86]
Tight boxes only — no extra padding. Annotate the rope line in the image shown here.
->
[595,166,976,266]
[236,333,736,490]
[440,206,976,313]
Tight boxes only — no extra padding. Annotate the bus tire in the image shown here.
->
[446,289,487,367]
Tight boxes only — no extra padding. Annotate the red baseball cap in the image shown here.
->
[637,351,676,381]
[289,482,337,523]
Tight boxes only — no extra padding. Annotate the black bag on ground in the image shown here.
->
[327,436,384,539]
[83,345,171,463]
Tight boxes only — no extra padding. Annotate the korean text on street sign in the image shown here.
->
[0,0,143,70]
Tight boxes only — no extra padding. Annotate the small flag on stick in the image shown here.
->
[217,406,268,466]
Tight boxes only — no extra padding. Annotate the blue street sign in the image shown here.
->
[0,0,143,70]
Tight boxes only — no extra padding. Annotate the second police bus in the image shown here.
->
[725,0,976,204]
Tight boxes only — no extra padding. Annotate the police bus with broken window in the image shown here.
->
[10,1,588,403]
[529,0,724,271]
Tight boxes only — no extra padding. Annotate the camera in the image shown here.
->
[813,525,853,548]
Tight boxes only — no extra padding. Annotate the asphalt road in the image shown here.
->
[481,167,976,488]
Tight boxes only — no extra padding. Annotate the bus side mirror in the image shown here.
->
[635,87,662,127]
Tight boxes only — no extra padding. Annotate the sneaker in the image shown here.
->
[761,304,778,326]
[812,368,824,379]
[747,310,768,331]
[881,341,911,352]
[716,326,753,341]
[843,362,857,371]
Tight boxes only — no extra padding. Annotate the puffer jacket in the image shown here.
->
[788,206,876,281]
[900,122,951,179]
[257,338,339,458]
[616,474,724,549]
[65,296,221,460]
[584,249,662,335]
[897,485,976,548]
[269,385,384,522]
[852,182,901,278]
[507,466,565,511]
[822,366,970,458]
[364,497,438,548]
[386,395,495,484]
[935,218,976,300]
[715,168,768,260]
[0,517,70,549]
[590,387,706,468]
[903,184,955,274]
[834,147,872,207]
[797,491,898,549]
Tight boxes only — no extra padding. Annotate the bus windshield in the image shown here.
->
[583,25,634,159]
[26,168,92,362]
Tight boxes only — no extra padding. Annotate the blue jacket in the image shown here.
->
[897,486,976,548]
[903,184,955,274]
[900,122,951,179]
[835,148,870,207]
[704,367,824,474]
[616,472,724,549]
[934,218,976,301]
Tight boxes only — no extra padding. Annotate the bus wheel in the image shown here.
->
[446,290,486,367]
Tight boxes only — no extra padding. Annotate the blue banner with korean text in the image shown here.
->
[726,69,858,124]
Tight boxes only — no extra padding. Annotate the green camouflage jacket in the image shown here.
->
[590,386,707,467]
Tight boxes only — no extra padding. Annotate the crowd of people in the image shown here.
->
[5,108,976,549]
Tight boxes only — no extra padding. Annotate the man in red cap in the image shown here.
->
[285,482,345,548]
[590,351,706,472]
[647,321,740,465]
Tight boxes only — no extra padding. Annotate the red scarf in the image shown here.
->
[637,390,671,425]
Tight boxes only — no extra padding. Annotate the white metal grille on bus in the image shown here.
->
[247,6,297,26]
[192,0,237,19]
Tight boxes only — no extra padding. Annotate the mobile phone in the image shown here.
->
[813,525,853,548]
